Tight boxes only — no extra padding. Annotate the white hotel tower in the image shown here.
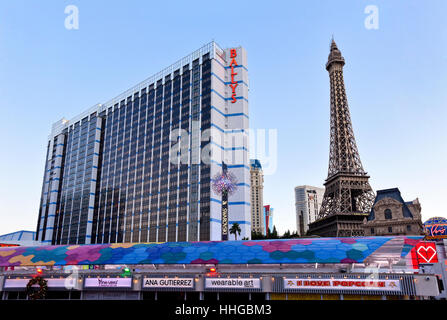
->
[36,42,251,245]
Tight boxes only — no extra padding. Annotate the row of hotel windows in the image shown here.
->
[371,225,412,234]
[40,53,216,245]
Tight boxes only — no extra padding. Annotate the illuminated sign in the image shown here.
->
[4,278,76,288]
[416,242,438,264]
[143,278,194,289]
[229,49,238,103]
[283,278,401,292]
[424,223,447,239]
[84,278,132,288]
[205,278,261,289]
[222,197,228,240]
[0,244,19,247]
[221,163,229,241]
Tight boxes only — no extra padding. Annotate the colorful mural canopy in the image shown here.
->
[0,236,424,267]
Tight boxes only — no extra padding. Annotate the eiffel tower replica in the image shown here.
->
[308,39,375,237]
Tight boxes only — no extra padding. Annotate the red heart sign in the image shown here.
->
[416,243,438,263]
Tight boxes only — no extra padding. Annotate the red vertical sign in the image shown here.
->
[229,49,238,103]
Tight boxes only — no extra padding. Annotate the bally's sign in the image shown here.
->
[84,277,132,288]
[284,278,401,292]
[229,49,238,103]
[143,278,194,289]
[205,278,261,289]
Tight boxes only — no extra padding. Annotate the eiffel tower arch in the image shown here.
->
[308,39,375,237]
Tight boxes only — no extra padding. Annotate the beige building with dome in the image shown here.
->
[362,188,423,236]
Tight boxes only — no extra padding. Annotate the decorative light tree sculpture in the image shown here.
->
[211,163,238,240]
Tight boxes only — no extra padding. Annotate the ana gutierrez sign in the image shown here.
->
[229,49,238,103]
[284,278,401,292]
[143,278,194,289]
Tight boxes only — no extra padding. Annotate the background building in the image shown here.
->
[0,231,40,246]
[36,42,250,245]
[250,159,264,234]
[295,186,324,236]
[263,205,274,236]
[363,188,423,236]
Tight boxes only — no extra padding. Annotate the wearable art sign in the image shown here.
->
[84,278,132,288]
[283,278,401,292]
[205,278,261,289]
[143,278,194,289]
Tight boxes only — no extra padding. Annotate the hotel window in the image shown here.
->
[384,209,392,220]
[388,226,392,233]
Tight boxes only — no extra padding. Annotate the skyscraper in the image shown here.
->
[250,159,264,234]
[295,185,324,236]
[308,40,375,237]
[263,205,274,236]
[36,42,251,245]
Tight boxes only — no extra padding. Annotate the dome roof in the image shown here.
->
[424,217,447,225]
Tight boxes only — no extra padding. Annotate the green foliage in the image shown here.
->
[251,227,303,240]
[229,223,242,240]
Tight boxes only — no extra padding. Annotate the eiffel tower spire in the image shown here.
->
[308,39,375,237]
[325,39,366,178]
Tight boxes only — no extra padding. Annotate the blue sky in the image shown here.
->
[0,0,445,235]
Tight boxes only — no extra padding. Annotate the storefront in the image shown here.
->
[0,271,439,300]
[0,236,443,300]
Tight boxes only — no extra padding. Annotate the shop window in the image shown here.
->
[219,292,250,301]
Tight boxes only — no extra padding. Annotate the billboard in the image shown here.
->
[424,223,447,239]
[4,278,76,289]
[205,278,261,289]
[283,278,401,292]
[84,278,132,288]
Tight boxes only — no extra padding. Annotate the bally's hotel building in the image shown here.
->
[36,42,250,245]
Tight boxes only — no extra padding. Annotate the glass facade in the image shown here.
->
[36,42,250,245]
